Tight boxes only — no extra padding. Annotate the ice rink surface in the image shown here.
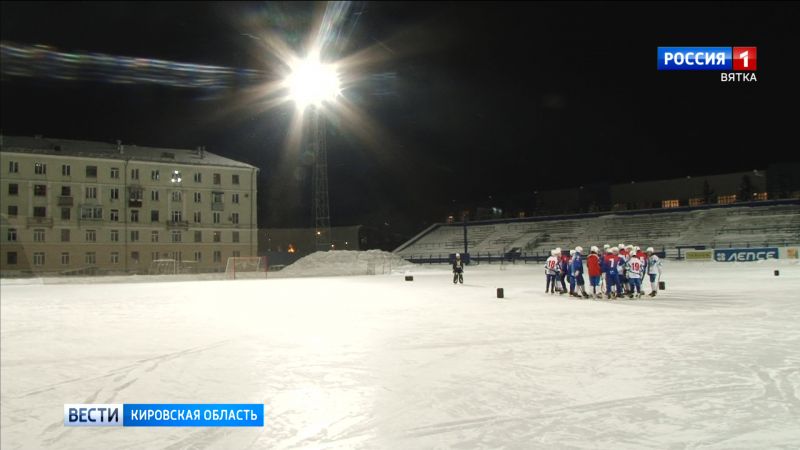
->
[2,260,799,449]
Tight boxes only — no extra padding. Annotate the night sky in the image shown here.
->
[2,2,799,236]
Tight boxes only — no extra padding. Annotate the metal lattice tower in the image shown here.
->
[311,107,331,251]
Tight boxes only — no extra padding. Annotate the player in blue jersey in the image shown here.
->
[571,246,590,298]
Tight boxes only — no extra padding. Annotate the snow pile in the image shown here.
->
[277,250,415,277]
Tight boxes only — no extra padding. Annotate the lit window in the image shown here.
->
[718,194,737,205]
[661,199,680,208]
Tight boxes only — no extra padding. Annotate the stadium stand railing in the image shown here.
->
[396,199,800,263]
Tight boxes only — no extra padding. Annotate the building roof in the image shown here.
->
[0,135,257,170]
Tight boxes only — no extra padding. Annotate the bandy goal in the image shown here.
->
[224,256,268,279]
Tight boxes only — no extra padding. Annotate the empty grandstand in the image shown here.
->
[395,200,800,261]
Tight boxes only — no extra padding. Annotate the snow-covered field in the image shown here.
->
[2,260,799,449]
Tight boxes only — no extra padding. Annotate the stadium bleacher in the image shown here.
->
[395,201,800,259]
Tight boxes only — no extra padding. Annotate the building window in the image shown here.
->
[62,164,71,176]
[9,161,19,173]
[61,186,71,196]
[131,251,140,264]
[151,230,159,242]
[213,231,221,243]
[193,192,201,203]
[8,183,19,195]
[193,211,201,223]
[151,252,159,261]
[35,162,47,175]
[111,252,119,264]
[753,192,768,201]
[213,173,221,185]
[213,250,221,263]
[110,167,120,179]
[231,213,239,224]
[193,172,202,183]
[110,188,119,200]
[131,168,139,180]
[33,252,45,266]
[718,194,737,205]
[171,211,182,222]
[130,210,139,222]
[151,170,160,181]
[86,230,96,242]
[212,192,224,203]
[194,251,201,262]
[232,174,240,185]
[110,209,119,222]
[86,186,97,199]
[688,198,704,207]
[151,190,160,201]
[232,193,239,204]
[194,230,202,242]
[131,230,139,242]
[86,165,98,178]
[61,229,70,242]
[34,206,47,217]
[232,231,240,243]
[7,252,18,265]
[110,229,119,242]
[34,185,47,196]
[151,210,160,222]
[81,207,102,220]
[86,252,96,265]
[61,253,70,265]
[171,191,181,202]
[61,207,70,220]
[171,230,182,243]
[661,199,679,208]
[213,212,221,224]
[33,229,45,242]
[7,228,17,242]
[8,205,18,216]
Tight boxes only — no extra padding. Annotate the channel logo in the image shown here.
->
[64,403,265,427]
[658,47,757,82]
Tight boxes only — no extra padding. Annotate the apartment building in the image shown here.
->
[0,136,258,275]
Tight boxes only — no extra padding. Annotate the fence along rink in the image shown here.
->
[225,256,268,279]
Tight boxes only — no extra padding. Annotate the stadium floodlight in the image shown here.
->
[286,53,341,109]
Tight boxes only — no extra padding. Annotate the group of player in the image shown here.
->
[544,244,663,299]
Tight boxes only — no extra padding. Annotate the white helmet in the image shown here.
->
[606,247,613,253]
[603,244,610,249]
[646,247,654,253]
[626,245,634,251]
[575,246,583,253]
[569,249,575,255]
[455,253,460,258]
[611,247,619,253]
[634,246,640,252]
[618,243,625,249]
[551,249,558,256]
[590,245,599,253]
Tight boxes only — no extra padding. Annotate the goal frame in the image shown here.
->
[225,256,269,280]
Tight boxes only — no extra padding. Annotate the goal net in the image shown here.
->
[149,259,178,275]
[225,256,268,279]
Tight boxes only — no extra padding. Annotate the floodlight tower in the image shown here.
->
[287,53,340,251]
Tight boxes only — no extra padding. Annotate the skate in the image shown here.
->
[582,292,590,299]
[649,291,657,297]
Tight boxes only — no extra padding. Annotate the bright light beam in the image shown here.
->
[285,53,341,109]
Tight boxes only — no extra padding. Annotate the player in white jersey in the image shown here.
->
[544,249,560,294]
[625,252,645,298]
[646,247,663,297]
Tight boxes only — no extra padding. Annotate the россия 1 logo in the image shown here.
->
[657,47,757,82]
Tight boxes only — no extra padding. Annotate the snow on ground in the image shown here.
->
[277,250,415,277]
[2,260,799,449]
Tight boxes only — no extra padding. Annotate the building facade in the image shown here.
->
[1,136,258,276]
